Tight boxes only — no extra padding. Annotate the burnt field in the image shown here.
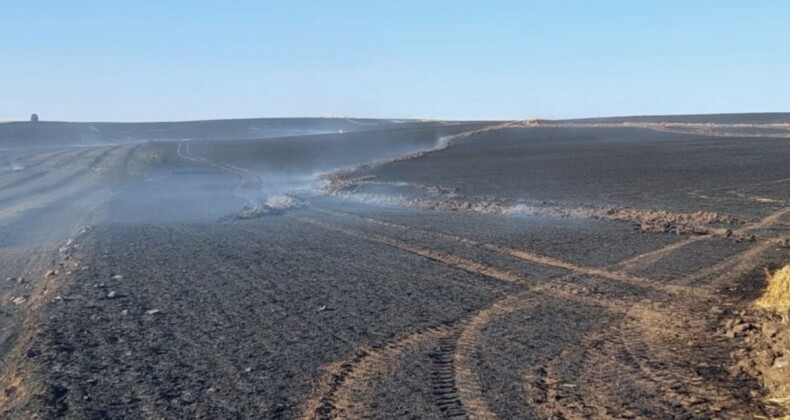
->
[1,115,790,418]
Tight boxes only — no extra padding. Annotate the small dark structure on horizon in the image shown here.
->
[30,113,39,123]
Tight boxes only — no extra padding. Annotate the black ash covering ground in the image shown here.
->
[0,115,789,418]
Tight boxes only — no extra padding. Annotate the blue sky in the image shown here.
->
[1,1,789,121]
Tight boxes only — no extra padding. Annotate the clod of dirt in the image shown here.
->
[339,190,740,236]
[727,266,790,417]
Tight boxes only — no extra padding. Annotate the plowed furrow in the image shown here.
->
[291,216,522,285]
[0,148,103,196]
[615,236,709,273]
[177,142,263,205]
[172,139,775,419]
[677,241,776,288]
[0,147,122,224]
[293,212,666,419]
[0,147,115,205]
[311,208,665,285]
[299,326,453,419]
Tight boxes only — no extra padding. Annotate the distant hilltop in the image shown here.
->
[3,113,790,149]
[0,117,416,148]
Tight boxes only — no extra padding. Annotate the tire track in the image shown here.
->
[430,334,467,419]
[0,148,99,194]
[676,240,778,289]
[177,141,264,207]
[291,216,522,285]
[615,304,746,416]
[0,147,118,210]
[163,226,316,417]
[280,217,723,416]
[288,212,730,418]
[308,207,695,296]
[0,147,124,224]
[671,205,790,288]
[0,149,79,190]
[299,326,454,420]
[452,283,648,420]
[522,330,602,419]
[287,217,525,419]
[292,213,656,419]
[173,136,777,418]
[615,235,709,273]
[616,204,790,281]
[528,301,739,418]
[577,209,790,417]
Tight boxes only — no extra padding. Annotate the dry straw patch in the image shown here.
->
[756,266,790,319]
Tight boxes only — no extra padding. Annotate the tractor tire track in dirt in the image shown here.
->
[0,147,118,211]
[308,207,695,296]
[0,148,101,196]
[170,134,783,418]
[289,213,673,419]
[292,216,522,286]
[0,147,126,225]
[297,209,770,417]
[298,326,454,419]
[177,141,264,207]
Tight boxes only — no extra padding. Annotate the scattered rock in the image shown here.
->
[762,323,779,339]
[145,309,161,315]
[12,296,27,305]
[773,357,788,369]
[45,270,58,277]
[106,291,118,299]
[111,275,124,281]
[733,323,753,335]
